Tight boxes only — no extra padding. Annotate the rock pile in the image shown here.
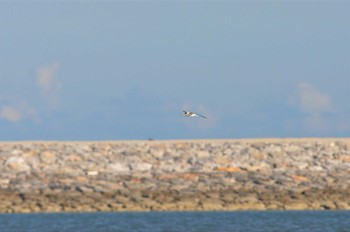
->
[0,139,350,213]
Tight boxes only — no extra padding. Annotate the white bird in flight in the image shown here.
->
[183,110,207,119]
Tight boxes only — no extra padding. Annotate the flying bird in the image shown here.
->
[183,110,207,119]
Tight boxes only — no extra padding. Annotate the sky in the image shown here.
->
[0,1,350,141]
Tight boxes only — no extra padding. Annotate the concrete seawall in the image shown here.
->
[1,138,350,213]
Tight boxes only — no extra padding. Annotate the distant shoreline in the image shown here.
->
[1,137,350,144]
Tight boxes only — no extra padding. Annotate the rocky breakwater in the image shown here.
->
[0,139,350,213]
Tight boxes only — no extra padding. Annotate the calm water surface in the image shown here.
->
[0,211,349,232]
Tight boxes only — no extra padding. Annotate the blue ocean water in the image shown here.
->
[0,211,349,232]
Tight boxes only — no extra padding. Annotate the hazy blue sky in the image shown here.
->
[1,1,350,140]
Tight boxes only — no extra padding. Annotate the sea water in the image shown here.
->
[0,211,349,232]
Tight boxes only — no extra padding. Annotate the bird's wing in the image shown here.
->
[194,113,207,119]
